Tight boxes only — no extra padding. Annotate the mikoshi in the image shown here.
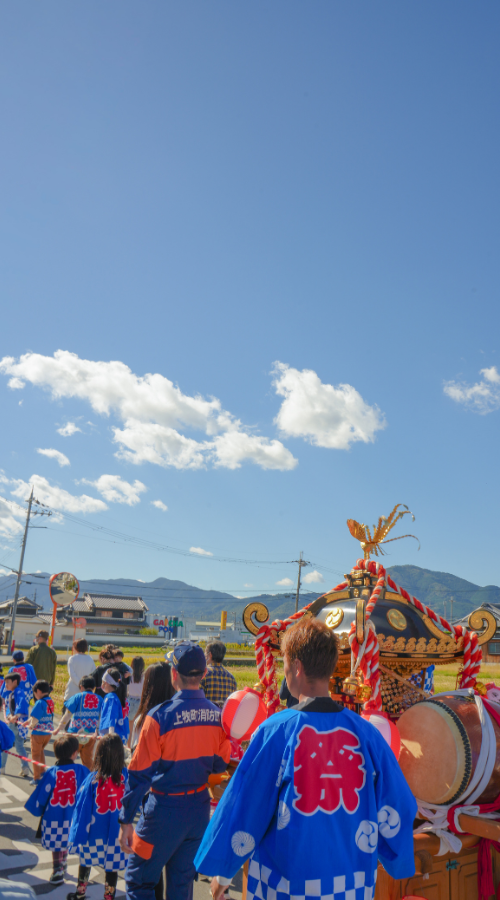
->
[214,507,500,900]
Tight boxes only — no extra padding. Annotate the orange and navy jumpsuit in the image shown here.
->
[119,689,231,900]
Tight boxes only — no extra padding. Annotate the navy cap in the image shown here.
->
[12,650,24,662]
[166,641,206,676]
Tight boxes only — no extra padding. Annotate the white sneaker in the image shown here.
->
[18,769,30,778]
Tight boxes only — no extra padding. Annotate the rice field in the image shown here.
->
[51,656,500,717]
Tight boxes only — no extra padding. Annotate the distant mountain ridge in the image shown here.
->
[0,565,498,625]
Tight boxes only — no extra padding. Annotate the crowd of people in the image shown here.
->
[0,623,416,900]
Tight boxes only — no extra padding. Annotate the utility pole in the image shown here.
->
[294,551,310,613]
[10,487,34,653]
[450,595,454,625]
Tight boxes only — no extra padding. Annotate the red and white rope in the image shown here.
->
[350,559,481,710]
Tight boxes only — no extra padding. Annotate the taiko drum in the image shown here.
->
[397,693,500,806]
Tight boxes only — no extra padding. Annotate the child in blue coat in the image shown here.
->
[25,735,88,885]
[4,672,31,777]
[27,680,55,783]
[99,669,129,744]
[8,650,38,701]
[68,734,128,900]
[54,676,103,769]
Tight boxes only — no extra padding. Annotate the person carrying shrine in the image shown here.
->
[195,618,417,900]
[118,641,231,900]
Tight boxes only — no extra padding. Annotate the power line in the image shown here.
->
[34,503,300,567]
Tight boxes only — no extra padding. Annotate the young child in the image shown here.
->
[68,733,129,900]
[0,700,15,774]
[4,672,31,777]
[28,680,55,783]
[8,650,38,701]
[99,669,129,744]
[24,735,89,885]
[54,676,102,769]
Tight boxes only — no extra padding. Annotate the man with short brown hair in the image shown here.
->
[25,630,57,686]
[195,618,417,900]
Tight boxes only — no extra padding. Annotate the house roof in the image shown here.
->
[72,593,148,614]
[0,596,41,611]
[454,603,500,631]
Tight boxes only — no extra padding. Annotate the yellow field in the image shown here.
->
[51,657,500,716]
[51,655,262,715]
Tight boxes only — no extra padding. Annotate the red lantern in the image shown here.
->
[361,711,401,759]
[222,687,267,743]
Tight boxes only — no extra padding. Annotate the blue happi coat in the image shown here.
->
[5,686,30,740]
[25,762,89,850]
[65,690,102,733]
[194,697,417,900]
[99,692,129,743]
[7,664,37,701]
[0,720,15,751]
[69,769,129,871]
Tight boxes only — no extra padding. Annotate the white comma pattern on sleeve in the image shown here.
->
[231,831,256,857]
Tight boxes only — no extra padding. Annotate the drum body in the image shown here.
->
[397,693,500,805]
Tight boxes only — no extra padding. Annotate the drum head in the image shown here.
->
[397,700,472,805]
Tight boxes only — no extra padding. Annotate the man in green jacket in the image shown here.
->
[25,631,57,686]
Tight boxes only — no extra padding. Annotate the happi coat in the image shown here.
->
[99,693,129,744]
[7,664,37,701]
[69,769,129,871]
[4,686,30,740]
[25,762,89,850]
[0,720,15,752]
[65,690,103,733]
[194,697,417,900]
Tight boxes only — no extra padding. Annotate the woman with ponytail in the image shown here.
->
[99,668,129,744]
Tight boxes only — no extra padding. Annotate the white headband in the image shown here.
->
[102,670,120,688]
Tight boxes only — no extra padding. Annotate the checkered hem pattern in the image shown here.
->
[75,838,128,872]
[247,860,377,900]
[41,820,72,851]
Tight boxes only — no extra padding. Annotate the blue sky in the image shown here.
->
[0,3,499,597]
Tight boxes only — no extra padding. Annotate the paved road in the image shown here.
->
[0,739,242,900]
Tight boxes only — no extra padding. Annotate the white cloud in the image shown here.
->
[36,448,70,467]
[211,431,296,470]
[276,577,294,587]
[444,366,500,413]
[9,474,107,514]
[80,474,147,506]
[244,583,253,588]
[303,570,325,584]
[272,362,386,450]
[190,546,213,557]
[0,351,297,472]
[0,495,25,538]
[151,500,168,512]
[57,422,82,437]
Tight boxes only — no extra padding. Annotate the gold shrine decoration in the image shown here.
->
[467,609,497,645]
[243,602,270,636]
[347,503,420,559]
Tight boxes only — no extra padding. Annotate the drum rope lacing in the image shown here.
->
[413,690,498,855]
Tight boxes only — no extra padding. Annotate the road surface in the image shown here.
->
[0,735,242,900]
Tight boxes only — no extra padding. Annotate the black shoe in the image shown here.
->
[50,869,65,885]
[67,893,86,900]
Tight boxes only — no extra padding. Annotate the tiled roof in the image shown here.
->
[73,593,148,613]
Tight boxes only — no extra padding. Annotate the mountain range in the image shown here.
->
[0,565,498,625]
